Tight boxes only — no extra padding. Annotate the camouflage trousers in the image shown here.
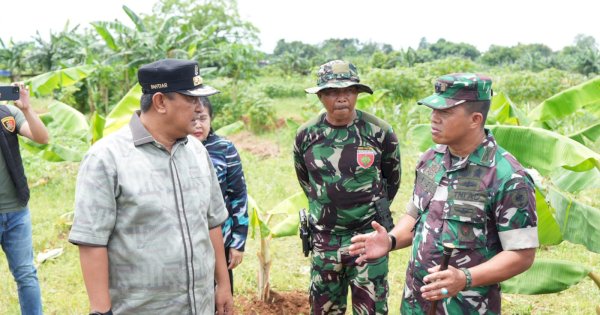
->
[400,286,499,315]
[310,232,389,315]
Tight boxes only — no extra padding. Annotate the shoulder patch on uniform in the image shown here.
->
[1,116,16,133]
[506,188,530,209]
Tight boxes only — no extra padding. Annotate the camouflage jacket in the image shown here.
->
[402,130,538,315]
[293,110,401,234]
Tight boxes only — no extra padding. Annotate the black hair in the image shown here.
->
[200,96,214,118]
[140,94,153,112]
[139,92,177,112]
[464,100,490,127]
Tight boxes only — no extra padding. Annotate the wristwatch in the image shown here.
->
[388,233,397,252]
[89,309,113,315]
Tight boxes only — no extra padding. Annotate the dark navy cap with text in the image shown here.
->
[137,59,219,96]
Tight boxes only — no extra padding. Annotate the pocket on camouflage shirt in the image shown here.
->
[441,203,487,249]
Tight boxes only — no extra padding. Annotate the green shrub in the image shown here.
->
[210,83,277,133]
[367,69,427,103]
[247,101,277,133]
[492,68,586,104]
[411,57,478,78]
[366,57,478,103]
[262,82,305,98]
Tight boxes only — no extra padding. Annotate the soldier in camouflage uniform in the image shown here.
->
[350,73,538,314]
[294,60,401,314]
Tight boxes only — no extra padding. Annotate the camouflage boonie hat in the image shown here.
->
[418,73,493,109]
[305,60,373,94]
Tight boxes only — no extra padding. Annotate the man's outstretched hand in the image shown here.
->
[349,221,391,264]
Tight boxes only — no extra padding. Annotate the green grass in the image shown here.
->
[1,106,599,314]
[0,160,87,314]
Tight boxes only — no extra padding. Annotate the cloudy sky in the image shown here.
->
[1,0,597,53]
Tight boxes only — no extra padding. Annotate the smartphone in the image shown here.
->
[0,86,20,101]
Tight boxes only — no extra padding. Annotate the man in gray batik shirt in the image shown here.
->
[69,59,233,315]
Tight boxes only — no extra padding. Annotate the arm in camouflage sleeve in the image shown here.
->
[422,169,538,299]
[494,170,539,250]
[453,170,538,290]
[293,131,311,196]
[225,141,248,251]
[381,129,401,201]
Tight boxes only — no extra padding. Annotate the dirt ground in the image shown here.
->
[236,290,310,315]
[228,131,280,158]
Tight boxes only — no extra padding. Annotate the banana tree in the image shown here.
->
[18,66,135,162]
[408,76,600,310]
[91,5,222,76]
[26,64,95,97]
[528,76,600,129]
[248,192,308,302]
[0,39,33,81]
[17,65,96,161]
[23,72,245,162]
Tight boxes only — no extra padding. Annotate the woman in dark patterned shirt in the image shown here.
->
[193,96,248,293]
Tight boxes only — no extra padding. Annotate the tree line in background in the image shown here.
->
[0,0,598,118]
[273,35,600,76]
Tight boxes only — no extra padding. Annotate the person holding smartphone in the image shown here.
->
[0,82,49,315]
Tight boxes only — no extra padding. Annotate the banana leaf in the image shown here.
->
[38,112,53,126]
[285,118,300,131]
[91,22,118,51]
[103,84,142,136]
[19,139,45,155]
[547,186,600,253]
[356,89,389,111]
[489,125,600,176]
[407,124,434,152]
[488,91,528,126]
[270,216,300,238]
[20,101,90,162]
[39,148,66,162]
[535,188,563,246]
[216,121,244,137]
[528,76,600,123]
[569,122,600,145]
[89,111,105,144]
[248,195,270,239]
[269,192,308,215]
[123,5,147,33]
[26,65,95,96]
[20,138,85,163]
[551,167,600,193]
[47,101,89,137]
[269,192,308,238]
[501,258,591,294]
[39,143,85,162]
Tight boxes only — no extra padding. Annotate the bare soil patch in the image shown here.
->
[227,131,280,158]
[236,290,309,315]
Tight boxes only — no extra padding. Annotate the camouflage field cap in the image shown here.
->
[305,60,373,94]
[417,73,493,109]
